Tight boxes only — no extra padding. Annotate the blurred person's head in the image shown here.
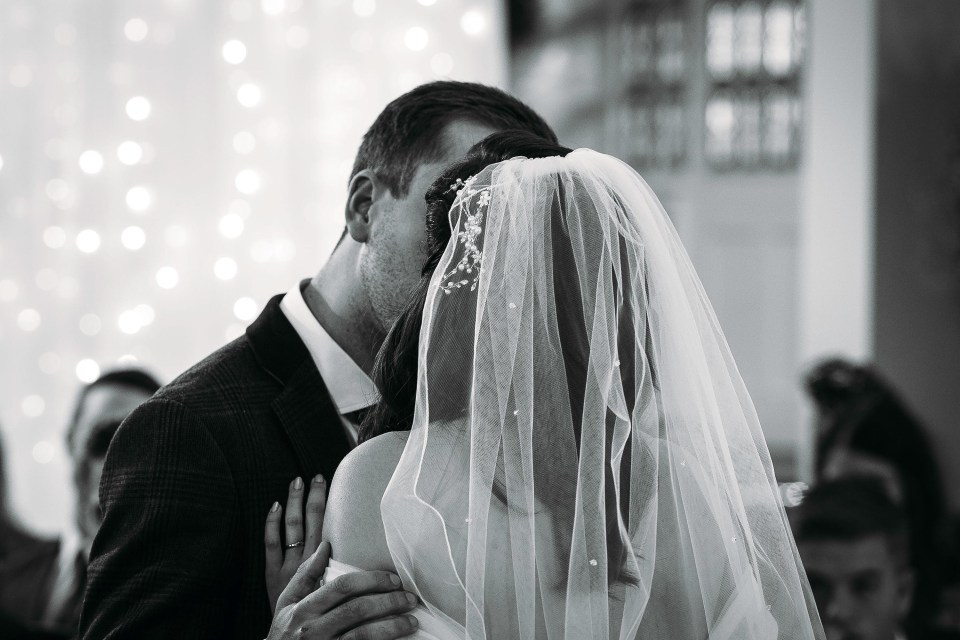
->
[66,368,160,550]
[324,80,557,337]
[806,358,946,635]
[792,477,914,640]
[806,359,943,514]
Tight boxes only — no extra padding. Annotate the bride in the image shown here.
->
[268,131,825,639]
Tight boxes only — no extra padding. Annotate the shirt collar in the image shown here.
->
[280,281,379,415]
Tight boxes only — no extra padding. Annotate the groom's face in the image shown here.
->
[361,119,496,331]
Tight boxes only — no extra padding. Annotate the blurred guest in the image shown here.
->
[806,357,953,635]
[2,369,159,637]
[64,369,161,562]
[0,431,68,639]
[792,477,915,640]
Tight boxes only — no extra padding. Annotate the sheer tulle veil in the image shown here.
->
[380,149,825,639]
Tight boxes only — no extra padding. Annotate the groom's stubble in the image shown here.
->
[357,119,498,332]
[307,119,497,375]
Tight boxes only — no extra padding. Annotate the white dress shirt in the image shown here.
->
[280,282,379,446]
[41,529,83,627]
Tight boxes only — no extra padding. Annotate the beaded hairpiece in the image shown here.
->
[442,177,466,201]
[438,173,490,294]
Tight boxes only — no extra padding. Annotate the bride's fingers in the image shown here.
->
[264,501,283,578]
[277,541,331,611]
[283,477,305,563]
[303,474,326,557]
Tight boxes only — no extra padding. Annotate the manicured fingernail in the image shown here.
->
[293,477,303,490]
[313,474,325,485]
[270,501,280,513]
[390,574,402,587]
[406,615,419,627]
[405,593,417,606]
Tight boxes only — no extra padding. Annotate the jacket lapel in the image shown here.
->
[246,290,352,478]
[272,361,351,478]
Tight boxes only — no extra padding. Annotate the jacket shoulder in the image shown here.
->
[152,336,280,414]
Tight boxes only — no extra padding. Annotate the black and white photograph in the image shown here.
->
[1,1,958,638]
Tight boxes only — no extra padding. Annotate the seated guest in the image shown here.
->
[2,369,160,637]
[792,477,915,640]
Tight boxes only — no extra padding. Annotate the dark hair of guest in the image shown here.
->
[65,368,162,452]
[792,476,911,564]
[350,81,557,199]
[358,130,574,442]
[808,359,945,533]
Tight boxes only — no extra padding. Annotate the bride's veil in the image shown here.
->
[380,149,824,639]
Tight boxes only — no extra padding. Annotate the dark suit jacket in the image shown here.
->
[0,529,61,631]
[80,292,352,639]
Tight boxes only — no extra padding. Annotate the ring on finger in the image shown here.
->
[285,541,304,549]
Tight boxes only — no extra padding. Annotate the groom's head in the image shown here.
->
[339,81,556,331]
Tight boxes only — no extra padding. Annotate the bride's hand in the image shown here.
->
[266,542,419,640]
[264,476,419,639]
[265,475,327,613]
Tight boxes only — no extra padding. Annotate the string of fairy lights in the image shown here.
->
[0,0,506,532]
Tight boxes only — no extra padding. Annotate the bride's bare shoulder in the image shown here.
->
[321,431,409,571]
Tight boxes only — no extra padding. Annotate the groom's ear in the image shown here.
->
[345,169,379,243]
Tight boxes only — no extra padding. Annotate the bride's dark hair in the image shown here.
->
[358,130,574,442]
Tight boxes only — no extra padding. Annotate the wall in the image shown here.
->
[874,0,960,509]
[797,0,877,478]
[512,0,806,479]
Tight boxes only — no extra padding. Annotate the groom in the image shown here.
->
[79,82,556,639]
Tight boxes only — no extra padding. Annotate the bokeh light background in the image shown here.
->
[0,0,506,534]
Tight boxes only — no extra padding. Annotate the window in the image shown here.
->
[615,0,689,168]
[704,0,804,170]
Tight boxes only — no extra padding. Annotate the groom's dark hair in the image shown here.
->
[350,81,558,198]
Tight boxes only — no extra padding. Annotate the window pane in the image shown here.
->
[792,4,807,68]
[616,3,689,170]
[622,104,654,165]
[733,2,763,76]
[734,91,762,165]
[656,14,685,82]
[655,103,684,165]
[706,2,735,79]
[706,93,735,165]
[764,1,795,76]
[622,19,656,81]
[762,89,795,161]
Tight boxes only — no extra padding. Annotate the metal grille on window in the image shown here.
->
[705,0,804,170]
